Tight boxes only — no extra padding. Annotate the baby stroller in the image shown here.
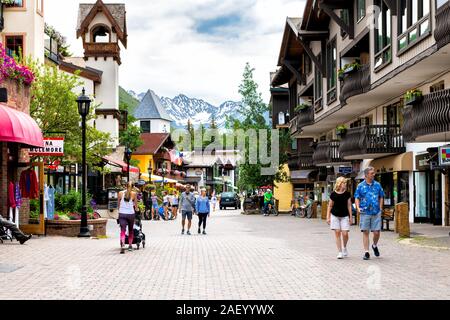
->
[125,211,146,250]
[0,225,13,243]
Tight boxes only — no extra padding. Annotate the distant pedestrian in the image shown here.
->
[150,191,161,220]
[118,182,137,254]
[355,167,385,261]
[211,192,217,212]
[163,191,170,220]
[196,189,211,235]
[171,190,179,220]
[179,185,196,235]
[327,177,353,259]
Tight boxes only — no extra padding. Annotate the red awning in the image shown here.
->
[103,155,139,173]
[0,103,44,148]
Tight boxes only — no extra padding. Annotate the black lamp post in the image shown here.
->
[77,88,91,238]
[158,162,169,189]
[125,147,132,182]
[148,162,153,184]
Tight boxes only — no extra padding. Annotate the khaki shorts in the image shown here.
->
[330,215,350,231]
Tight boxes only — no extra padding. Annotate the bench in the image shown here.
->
[382,208,395,231]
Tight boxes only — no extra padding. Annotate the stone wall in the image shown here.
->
[46,219,108,238]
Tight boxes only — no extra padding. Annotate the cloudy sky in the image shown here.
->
[46,0,305,105]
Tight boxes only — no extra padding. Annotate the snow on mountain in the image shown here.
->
[128,90,244,128]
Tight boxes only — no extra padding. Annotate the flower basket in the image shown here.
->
[338,62,361,81]
[404,89,423,106]
[336,125,347,138]
[295,104,311,114]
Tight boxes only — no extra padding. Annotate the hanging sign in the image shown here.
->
[29,138,64,156]
[439,146,450,167]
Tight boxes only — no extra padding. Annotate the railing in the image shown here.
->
[339,125,405,159]
[402,89,450,142]
[84,42,121,58]
[435,1,450,49]
[340,64,371,105]
[288,153,316,170]
[313,140,343,165]
[289,108,314,136]
[288,154,300,170]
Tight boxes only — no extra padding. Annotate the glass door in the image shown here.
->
[414,171,430,222]
[431,170,442,225]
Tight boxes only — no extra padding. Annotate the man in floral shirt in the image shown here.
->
[355,167,385,261]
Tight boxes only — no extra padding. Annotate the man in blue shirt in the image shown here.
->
[355,167,385,261]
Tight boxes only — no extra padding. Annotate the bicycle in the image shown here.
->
[263,201,278,216]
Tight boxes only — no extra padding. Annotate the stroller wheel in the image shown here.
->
[136,244,140,250]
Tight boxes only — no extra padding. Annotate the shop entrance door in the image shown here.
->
[20,162,46,236]
[414,171,442,225]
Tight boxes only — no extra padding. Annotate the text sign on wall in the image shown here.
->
[439,146,450,166]
[29,138,64,157]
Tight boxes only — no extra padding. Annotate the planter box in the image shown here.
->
[405,95,423,106]
[46,219,108,237]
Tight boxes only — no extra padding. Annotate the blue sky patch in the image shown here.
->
[195,14,242,36]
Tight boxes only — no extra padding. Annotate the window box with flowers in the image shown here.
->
[336,125,348,138]
[404,89,423,106]
[294,103,311,114]
[338,62,361,81]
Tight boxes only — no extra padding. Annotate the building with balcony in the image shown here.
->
[271,0,450,226]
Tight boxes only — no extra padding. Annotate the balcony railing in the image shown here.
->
[402,89,450,142]
[340,64,371,105]
[312,140,345,166]
[289,107,315,136]
[339,125,405,160]
[435,1,450,49]
[84,42,121,63]
[288,153,316,170]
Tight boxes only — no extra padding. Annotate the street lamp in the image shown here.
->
[158,162,169,189]
[148,162,153,184]
[125,147,132,182]
[76,88,91,238]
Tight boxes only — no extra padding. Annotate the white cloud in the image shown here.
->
[45,0,306,105]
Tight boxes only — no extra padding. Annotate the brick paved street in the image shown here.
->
[1,211,450,300]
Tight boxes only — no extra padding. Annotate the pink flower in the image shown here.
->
[0,42,35,86]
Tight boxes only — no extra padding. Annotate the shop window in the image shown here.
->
[326,38,337,105]
[430,81,445,93]
[398,0,431,54]
[5,35,24,59]
[373,0,392,71]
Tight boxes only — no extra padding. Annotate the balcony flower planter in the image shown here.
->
[295,104,311,114]
[336,126,348,138]
[46,218,108,237]
[404,89,423,106]
[338,62,361,81]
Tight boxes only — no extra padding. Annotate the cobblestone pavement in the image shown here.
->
[1,210,450,300]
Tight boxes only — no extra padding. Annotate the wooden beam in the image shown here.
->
[284,60,304,85]
[319,3,354,39]
[298,36,326,77]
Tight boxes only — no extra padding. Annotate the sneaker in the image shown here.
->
[187,231,191,236]
[372,245,380,257]
[337,252,344,260]
[181,230,185,235]
[198,228,201,234]
[203,230,207,235]
[343,248,349,257]
[120,248,125,254]
[363,252,371,260]
[128,245,133,252]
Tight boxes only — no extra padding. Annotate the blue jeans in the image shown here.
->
[264,200,274,213]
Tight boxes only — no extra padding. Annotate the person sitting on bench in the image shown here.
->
[0,215,32,245]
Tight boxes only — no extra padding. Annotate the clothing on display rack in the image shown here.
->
[19,168,39,199]
[15,182,22,209]
[8,182,16,209]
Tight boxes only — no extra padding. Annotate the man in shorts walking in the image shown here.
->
[355,167,385,261]
[179,185,196,235]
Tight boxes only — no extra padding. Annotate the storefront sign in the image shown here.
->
[29,138,64,156]
[338,167,352,175]
[439,146,450,166]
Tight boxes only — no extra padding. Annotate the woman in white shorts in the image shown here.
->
[327,177,353,259]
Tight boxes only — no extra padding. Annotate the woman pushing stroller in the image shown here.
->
[118,182,138,254]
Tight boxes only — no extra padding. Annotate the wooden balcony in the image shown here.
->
[339,125,405,160]
[312,140,347,166]
[84,42,121,64]
[402,89,450,142]
[340,64,371,105]
[435,1,450,49]
[288,153,316,170]
[289,107,315,137]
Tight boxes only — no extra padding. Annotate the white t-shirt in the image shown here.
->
[163,195,170,204]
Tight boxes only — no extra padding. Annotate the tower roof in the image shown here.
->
[77,0,127,47]
[134,90,173,122]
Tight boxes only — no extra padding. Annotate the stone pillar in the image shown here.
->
[395,202,410,238]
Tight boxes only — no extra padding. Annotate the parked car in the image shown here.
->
[220,192,241,210]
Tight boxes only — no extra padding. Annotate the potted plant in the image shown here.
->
[338,61,362,81]
[404,89,423,105]
[295,103,311,113]
[336,125,348,137]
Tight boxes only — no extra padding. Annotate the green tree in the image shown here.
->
[28,61,111,167]
[227,63,290,191]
